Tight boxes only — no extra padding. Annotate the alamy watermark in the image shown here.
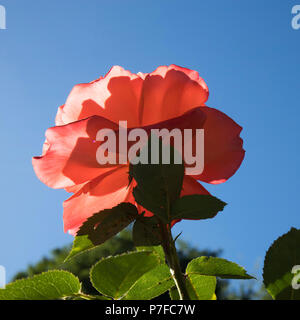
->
[95,121,204,175]
[292,5,300,30]
[292,265,300,290]
[0,265,5,289]
[0,5,6,30]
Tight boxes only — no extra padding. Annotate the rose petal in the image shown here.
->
[140,64,209,126]
[64,182,88,194]
[55,105,65,126]
[60,66,144,127]
[32,116,120,189]
[63,166,130,234]
[193,106,245,184]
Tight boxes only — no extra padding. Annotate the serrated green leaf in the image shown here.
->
[186,274,217,300]
[123,264,174,300]
[263,227,300,300]
[65,202,138,261]
[90,251,160,299]
[133,216,162,247]
[77,202,138,245]
[169,275,216,300]
[136,245,165,263]
[0,270,80,300]
[129,135,184,223]
[171,195,226,220]
[65,235,94,261]
[186,256,253,279]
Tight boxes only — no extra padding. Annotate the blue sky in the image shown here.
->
[0,0,299,286]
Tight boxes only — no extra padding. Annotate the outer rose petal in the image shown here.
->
[57,65,208,128]
[59,66,144,127]
[140,64,209,126]
[55,105,65,126]
[63,166,130,234]
[64,182,88,194]
[194,106,245,184]
[32,116,120,189]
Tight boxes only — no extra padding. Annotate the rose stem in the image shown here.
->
[159,222,190,300]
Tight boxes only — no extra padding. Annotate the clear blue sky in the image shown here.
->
[0,0,299,285]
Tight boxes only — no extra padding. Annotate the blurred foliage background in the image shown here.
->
[13,230,270,300]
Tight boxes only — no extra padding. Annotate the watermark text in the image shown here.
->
[292,265,300,290]
[95,121,205,175]
[0,265,5,289]
[0,5,6,30]
[292,5,300,30]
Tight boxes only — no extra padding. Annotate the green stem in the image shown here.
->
[160,223,190,300]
